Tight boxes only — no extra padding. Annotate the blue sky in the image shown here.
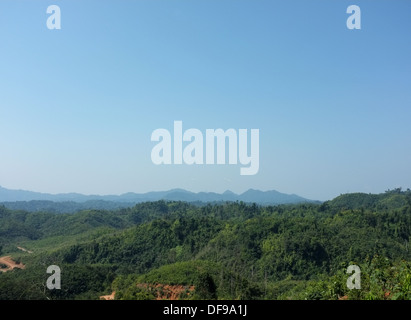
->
[0,0,410,201]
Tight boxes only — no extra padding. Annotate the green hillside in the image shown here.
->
[0,190,410,300]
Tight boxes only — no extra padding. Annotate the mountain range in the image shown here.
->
[0,185,317,207]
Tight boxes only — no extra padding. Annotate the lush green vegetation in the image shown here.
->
[0,200,133,214]
[0,189,410,300]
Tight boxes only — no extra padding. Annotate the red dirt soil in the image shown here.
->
[100,284,195,300]
[137,283,195,300]
[100,291,116,300]
[0,256,25,272]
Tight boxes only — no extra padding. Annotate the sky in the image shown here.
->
[0,0,410,201]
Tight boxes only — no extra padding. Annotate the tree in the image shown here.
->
[194,272,217,300]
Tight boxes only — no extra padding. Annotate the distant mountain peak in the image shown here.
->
[0,186,317,205]
[167,188,192,194]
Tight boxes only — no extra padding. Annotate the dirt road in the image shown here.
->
[17,246,33,254]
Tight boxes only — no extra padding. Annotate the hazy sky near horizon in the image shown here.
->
[1,0,410,201]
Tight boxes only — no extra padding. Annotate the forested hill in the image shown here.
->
[0,189,410,300]
[0,200,134,214]
[324,188,411,211]
[2,188,406,214]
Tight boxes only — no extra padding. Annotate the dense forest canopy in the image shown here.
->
[0,189,410,300]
